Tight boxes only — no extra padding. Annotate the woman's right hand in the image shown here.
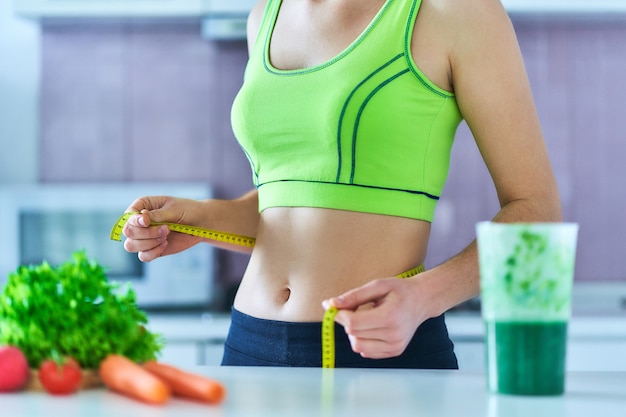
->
[122,196,205,262]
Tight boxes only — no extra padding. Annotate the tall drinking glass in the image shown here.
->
[476,222,579,396]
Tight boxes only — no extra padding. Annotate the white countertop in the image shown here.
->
[3,367,626,417]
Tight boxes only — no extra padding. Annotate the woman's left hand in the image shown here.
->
[322,277,432,359]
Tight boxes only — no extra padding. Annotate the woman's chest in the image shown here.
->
[269,0,387,71]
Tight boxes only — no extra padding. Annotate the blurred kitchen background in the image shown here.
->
[1,0,625,369]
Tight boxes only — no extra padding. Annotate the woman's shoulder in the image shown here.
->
[246,0,270,53]
[249,0,269,25]
[419,0,519,72]
[422,0,512,36]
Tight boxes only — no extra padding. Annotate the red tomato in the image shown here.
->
[38,357,83,395]
[0,346,30,392]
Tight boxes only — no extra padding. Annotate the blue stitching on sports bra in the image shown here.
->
[349,68,411,184]
[257,179,440,201]
[404,0,455,98]
[336,53,404,182]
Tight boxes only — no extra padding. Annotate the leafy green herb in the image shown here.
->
[0,251,163,369]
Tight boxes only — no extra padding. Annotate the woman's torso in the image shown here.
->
[233,0,455,322]
[234,207,431,321]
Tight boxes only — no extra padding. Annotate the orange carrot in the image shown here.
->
[99,354,171,405]
[143,361,226,404]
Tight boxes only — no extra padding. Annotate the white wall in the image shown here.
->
[0,0,40,184]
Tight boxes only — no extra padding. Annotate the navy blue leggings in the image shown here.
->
[221,307,458,369]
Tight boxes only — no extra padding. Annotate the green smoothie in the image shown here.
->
[485,320,568,395]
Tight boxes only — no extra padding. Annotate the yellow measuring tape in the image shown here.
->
[110,212,256,248]
[111,211,422,368]
[321,264,425,368]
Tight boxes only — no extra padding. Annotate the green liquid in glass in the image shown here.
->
[485,321,568,395]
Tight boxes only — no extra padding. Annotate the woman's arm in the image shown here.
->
[407,0,562,318]
[123,190,260,260]
[123,3,269,262]
[326,0,561,359]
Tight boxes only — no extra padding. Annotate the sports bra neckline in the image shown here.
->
[264,0,393,75]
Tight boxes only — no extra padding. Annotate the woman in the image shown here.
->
[122,0,561,368]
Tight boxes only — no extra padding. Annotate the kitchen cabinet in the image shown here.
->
[14,0,256,18]
[16,0,626,20]
[453,338,626,372]
[159,341,224,367]
[567,340,626,372]
[150,313,626,372]
[148,313,229,367]
[452,339,485,371]
[449,315,626,372]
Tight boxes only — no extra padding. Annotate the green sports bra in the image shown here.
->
[231,0,463,222]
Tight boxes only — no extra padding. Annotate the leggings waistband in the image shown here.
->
[221,307,458,368]
[221,264,457,368]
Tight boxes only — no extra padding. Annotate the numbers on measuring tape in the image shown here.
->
[395,264,425,279]
[321,264,425,369]
[110,212,256,248]
[321,307,338,368]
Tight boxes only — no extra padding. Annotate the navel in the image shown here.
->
[277,287,292,304]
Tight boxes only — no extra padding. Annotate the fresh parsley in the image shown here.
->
[0,251,163,369]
